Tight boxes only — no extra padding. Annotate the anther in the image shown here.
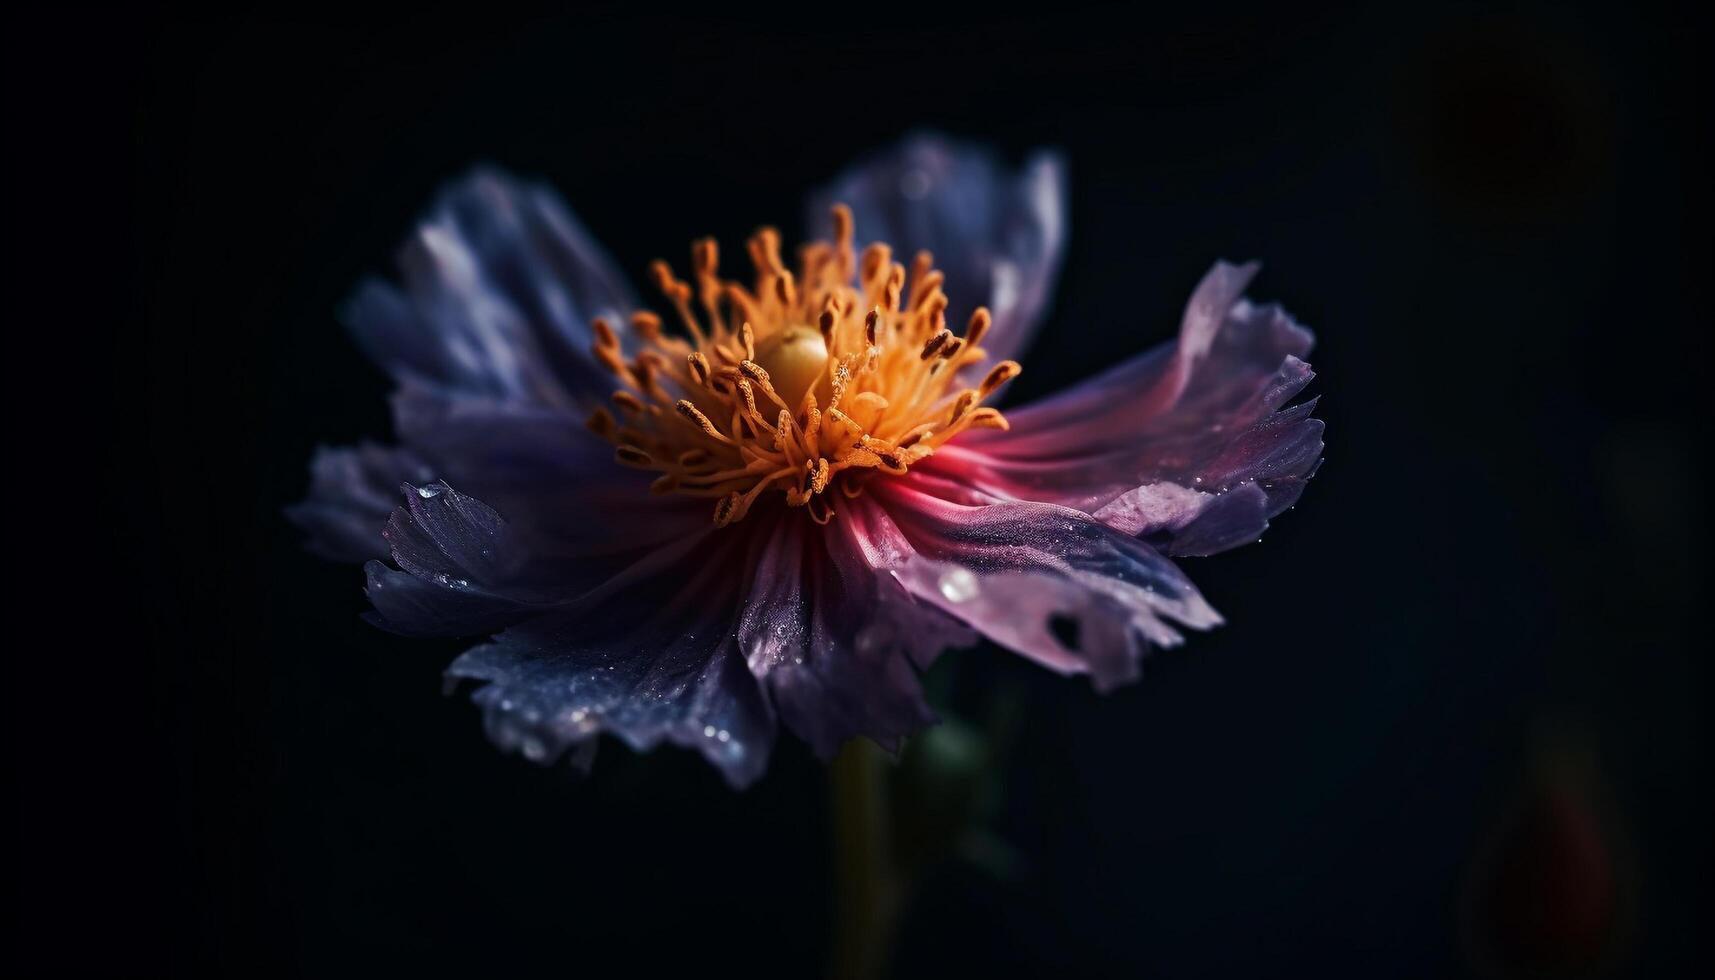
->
[631,311,663,340]
[967,407,1009,430]
[913,271,946,311]
[860,243,889,284]
[675,399,725,439]
[586,407,617,439]
[825,407,862,441]
[864,308,880,346]
[687,352,712,386]
[738,359,771,387]
[831,204,853,249]
[921,329,952,360]
[615,445,654,467]
[980,360,1021,396]
[883,267,904,312]
[922,292,948,328]
[592,317,619,350]
[909,251,934,299]
[611,390,645,414]
[948,390,977,421]
[714,493,741,527]
[754,227,785,275]
[648,260,681,297]
[593,343,629,378]
[818,306,837,346]
[965,307,991,348]
[693,237,718,275]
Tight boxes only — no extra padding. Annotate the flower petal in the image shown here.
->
[346,168,638,408]
[930,262,1323,555]
[874,482,1221,691]
[365,481,561,637]
[806,132,1067,367]
[389,384,707,568]
[286,442,436,561]
[735,503,975,758]
[968,262,1308,452]
[445,528,775,788]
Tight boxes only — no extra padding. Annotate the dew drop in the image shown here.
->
[937,567,979,603]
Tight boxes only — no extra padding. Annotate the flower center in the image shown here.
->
[587,205,1020,526]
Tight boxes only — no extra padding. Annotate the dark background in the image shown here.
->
[16,2,1708,976]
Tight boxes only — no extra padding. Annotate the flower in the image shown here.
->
[290,134,1324,787]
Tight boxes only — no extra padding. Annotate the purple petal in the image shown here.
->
[930,263,1323,555]
[445,529,775,788]
[806,132,1067,367]
[347,168,637,409]
[286,442,436,561]
[1092,480,1275,557]
[875,483,1222,692]
[969,262,1305,450]
[389,384,707,571]
[365,481,560,637]
[735,502,975,758]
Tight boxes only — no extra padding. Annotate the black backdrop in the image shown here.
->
[18,3,1709,976]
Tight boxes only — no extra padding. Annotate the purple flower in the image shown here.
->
[290,134,1324,787]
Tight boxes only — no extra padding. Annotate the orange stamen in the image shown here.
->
[587,206,1019,525]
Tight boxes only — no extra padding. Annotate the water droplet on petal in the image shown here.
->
[938,567,979,603]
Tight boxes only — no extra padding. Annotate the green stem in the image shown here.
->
[829,739,898,980]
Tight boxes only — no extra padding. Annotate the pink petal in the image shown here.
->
[923,262,1323,556]
[871,481,1222,691]
[735,503,974,757]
